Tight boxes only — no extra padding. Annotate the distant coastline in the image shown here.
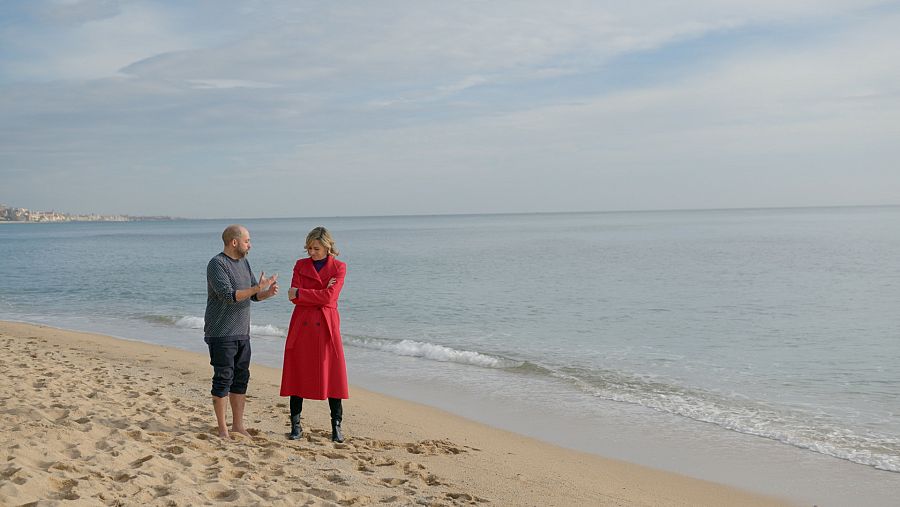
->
[0,203,182,223]
[0,217,183,224]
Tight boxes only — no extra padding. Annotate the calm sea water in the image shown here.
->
[2,207,899,502]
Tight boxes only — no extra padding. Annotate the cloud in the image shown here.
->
[186,79,280,90]
[1,1,899,216]
[251,7,900,215]
[1,1,211,82]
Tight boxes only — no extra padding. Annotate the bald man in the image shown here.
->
[205,224,278,438]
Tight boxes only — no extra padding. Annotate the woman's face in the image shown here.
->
[306,240,328,261]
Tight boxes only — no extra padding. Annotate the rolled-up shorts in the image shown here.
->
[208,339,251,397]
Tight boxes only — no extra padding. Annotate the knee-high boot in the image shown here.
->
[328,398,344,443]
[288,396,303,440]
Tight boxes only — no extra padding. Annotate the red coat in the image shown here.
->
[279,256,349,399]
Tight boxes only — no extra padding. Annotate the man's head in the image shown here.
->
[222,224,251,259]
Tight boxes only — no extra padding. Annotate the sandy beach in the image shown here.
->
[0,321,791,506]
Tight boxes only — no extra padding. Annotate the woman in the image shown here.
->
[280,227,349,442]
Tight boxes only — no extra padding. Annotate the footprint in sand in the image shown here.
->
[129,455,154,468]
[231,459,254,470]
[48,407,70,421]
[204,466,222,482]
[404,462,426,473]
[112,472,135,483]
[306,488,350,503]
[373,456,397,467]
[401,462,446,487]
[446,491,489,504]
[197,455,219,467]
[210,489,240,502]
[1,467,28,487]
[152,485,171,498]
[63,447,82,460]
[258,448,287,461]
[0,466,22,480]
[380,478,408,488]
[227,469,249,480]
[49,477,80,500]
[325,472,347,485]
[106,418,130,430]
[406,439,466,455]
[358,438,397,451]
[424,474,444,486]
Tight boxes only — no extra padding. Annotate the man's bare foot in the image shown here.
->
[217,429,230,439]
[232,427,252,438]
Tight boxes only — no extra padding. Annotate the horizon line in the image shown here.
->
[198,203,900,221]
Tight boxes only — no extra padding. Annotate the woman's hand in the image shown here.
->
[288,287,298,299]
[327,278,337,288]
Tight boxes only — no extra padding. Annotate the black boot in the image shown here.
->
[288,396,303,440]
[329,398,344,443]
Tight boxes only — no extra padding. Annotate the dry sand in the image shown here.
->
[0,321,793,506]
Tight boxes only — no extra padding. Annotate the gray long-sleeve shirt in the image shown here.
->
[204,252,258,344]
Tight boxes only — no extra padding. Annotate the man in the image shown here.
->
[205,224,278,439]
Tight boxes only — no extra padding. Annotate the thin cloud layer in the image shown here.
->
[1,0,898,217]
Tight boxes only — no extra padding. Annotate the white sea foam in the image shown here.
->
[250,323,287,338]
[174,316,204,329]
[345,336,521,369]
[163,315,285,338]
[549,368,900,473]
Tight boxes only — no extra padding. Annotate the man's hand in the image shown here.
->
[258,272,279,300]
[258,271,277,291]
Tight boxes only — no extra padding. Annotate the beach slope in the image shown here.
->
[0,321,790,506]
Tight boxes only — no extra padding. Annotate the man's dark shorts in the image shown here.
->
[208,339,251,398]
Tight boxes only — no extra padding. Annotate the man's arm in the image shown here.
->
[208,258,238,303]
[208,258,277,303]
[239,272,278,301]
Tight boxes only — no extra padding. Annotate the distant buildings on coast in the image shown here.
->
[0,204,178,223]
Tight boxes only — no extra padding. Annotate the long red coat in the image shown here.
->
[279,256,349,399]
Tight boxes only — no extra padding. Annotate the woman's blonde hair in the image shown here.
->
[305,226,339,256]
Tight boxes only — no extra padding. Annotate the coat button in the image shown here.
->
[316,322,321,326]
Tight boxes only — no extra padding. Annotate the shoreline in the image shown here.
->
[0,320,789,506]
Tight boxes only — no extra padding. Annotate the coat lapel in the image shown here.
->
[317,256,338,283]
[298,256,337,288]
[298,258,323,287]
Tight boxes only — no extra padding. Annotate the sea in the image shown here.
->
[2,206,898,505]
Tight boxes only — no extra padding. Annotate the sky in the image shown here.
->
[1,0,899,218]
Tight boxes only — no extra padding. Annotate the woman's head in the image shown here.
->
[305,226,339,260]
